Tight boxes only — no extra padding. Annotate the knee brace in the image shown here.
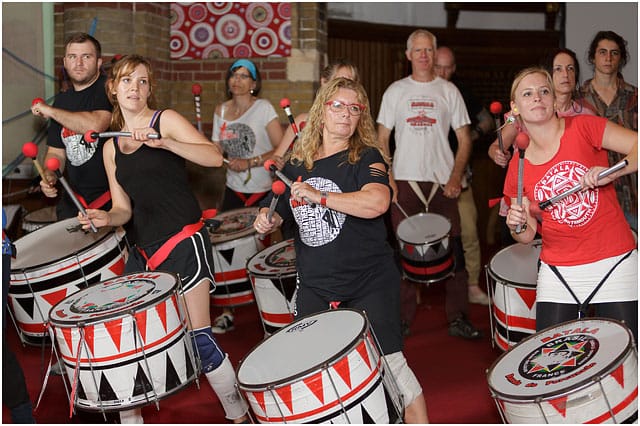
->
[190,326,225,373]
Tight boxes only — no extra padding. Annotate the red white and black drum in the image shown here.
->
[48,271,198,412]
[236,309,404,423]
[247,239,297,335]
[486,239,541,351]
[487,318,638,423]
[22,206,57,233]
[396,212,454,283]
[9,218,127,344]
[208,207,265,307]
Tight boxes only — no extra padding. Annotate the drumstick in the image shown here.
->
[393,201,411,219]
[44,157,98,233]
[84,130,161,143]
[263,160,316,207]
[489,101,505,154]
[280,98,299,136]
[21,142,48,182]
[514,132,529,234]
[267,180,286,223]
[538,159,629,210]
[192,83,203,133]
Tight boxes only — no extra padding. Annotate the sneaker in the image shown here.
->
[448,316,482,340]
[468,285,490,306]
[211,313,235,334]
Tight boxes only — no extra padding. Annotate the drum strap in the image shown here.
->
[74,190,111,210]
[139,209,217,271]
[548,250,633,317]
[408,181,439,211]
[233,190,267,207]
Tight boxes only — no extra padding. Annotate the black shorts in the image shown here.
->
[294,262,403,355]
[126,227,214,294]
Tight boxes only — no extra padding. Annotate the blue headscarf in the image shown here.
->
[230,59,257,80]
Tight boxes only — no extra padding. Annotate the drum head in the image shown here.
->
[397,212,450,245]
[209,207,258,244]
[11,218,114,271]
[48,271,178,326]
[237,309,367,387]
[247,239,296,277]
[487,318,632,400]
[488,239,541,286]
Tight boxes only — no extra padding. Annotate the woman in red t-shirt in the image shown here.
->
[504,67,638,341]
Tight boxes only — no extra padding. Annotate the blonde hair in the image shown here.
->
[320,58,360,85]
[507,66,555,129]
[290,77,385,170]
[106,54,157,130]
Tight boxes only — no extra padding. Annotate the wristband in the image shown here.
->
[320,191,328,206]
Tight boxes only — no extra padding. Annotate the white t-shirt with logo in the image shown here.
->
[377,76,470,184]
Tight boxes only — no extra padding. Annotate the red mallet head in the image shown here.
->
[264,159,277,172]
[515,132,530,150]
[489,101,502,115]
[32,98,45,107]
[272,180,286,195]
[192,83,202,96]
[45,157,61,172]
[279,98,291,109]
[84,130,99,143]
[22,142,38,159]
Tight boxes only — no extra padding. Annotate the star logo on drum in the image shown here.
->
[520,335,598,380]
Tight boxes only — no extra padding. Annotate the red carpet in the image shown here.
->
[3,275,505,424]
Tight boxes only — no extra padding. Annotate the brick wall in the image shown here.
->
[54,2,327,138]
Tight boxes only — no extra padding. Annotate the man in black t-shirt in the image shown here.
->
[32,32,112,220]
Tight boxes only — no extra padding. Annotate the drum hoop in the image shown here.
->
[237,308,369,390]
[11,225,119,273]
[209,208,259,243]
[48,272,180,327]
[246,239,295,275]
[486,267,537,289]
[487,317,634,401]
[248,271,297,280]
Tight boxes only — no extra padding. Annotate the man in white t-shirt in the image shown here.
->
[377,29,482,340]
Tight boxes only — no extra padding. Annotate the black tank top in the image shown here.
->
[114,110,201,247]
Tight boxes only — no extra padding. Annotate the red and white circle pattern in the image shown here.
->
[170,2,291,59]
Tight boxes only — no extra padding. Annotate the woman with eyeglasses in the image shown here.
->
[253,77,428,423]
[210,59,283,334]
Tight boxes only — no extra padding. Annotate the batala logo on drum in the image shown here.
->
[286,319,318,333]
[516,329,599,385]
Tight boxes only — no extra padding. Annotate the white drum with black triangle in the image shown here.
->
[48,271,198,412]
[237,309,403,423]
[396,212,454,284]
[9,219,127,344]
[208,208,265,307]
[487,318,638,423]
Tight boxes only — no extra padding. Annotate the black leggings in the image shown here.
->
[537,301,638,344]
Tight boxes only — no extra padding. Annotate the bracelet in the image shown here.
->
[511,223,528,235]
[320,191,328,206]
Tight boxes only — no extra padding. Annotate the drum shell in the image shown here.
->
[486,240,541,351]
[9,220,128,341]
[247,239,298,334]
[487,318,638,423]
[396,213,454,283]
[236,309,402,424]
[48,272,197,411]
[208,208,264,307]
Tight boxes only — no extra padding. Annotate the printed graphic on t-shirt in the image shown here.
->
[405,96,437,131]
[219,122,256,157]
[535,161,597,227]
[292,177,344,247]
[61,127,96,166]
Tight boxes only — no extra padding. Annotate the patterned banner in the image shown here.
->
[170,2,292,59]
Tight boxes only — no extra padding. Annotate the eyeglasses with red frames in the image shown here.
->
[324,100,366,116]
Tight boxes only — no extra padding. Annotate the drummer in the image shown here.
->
[253,77,428,423]
[504,67,638,342]
[78,54,249,424]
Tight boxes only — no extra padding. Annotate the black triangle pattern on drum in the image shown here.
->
[219,248,235,265]
[165,351,181,392]
[15,296,34,319]
[361,404,375,423]
[132,363,153,397]
[184,342,195,379]
[99,371,118,402]
[76,377,87,401]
